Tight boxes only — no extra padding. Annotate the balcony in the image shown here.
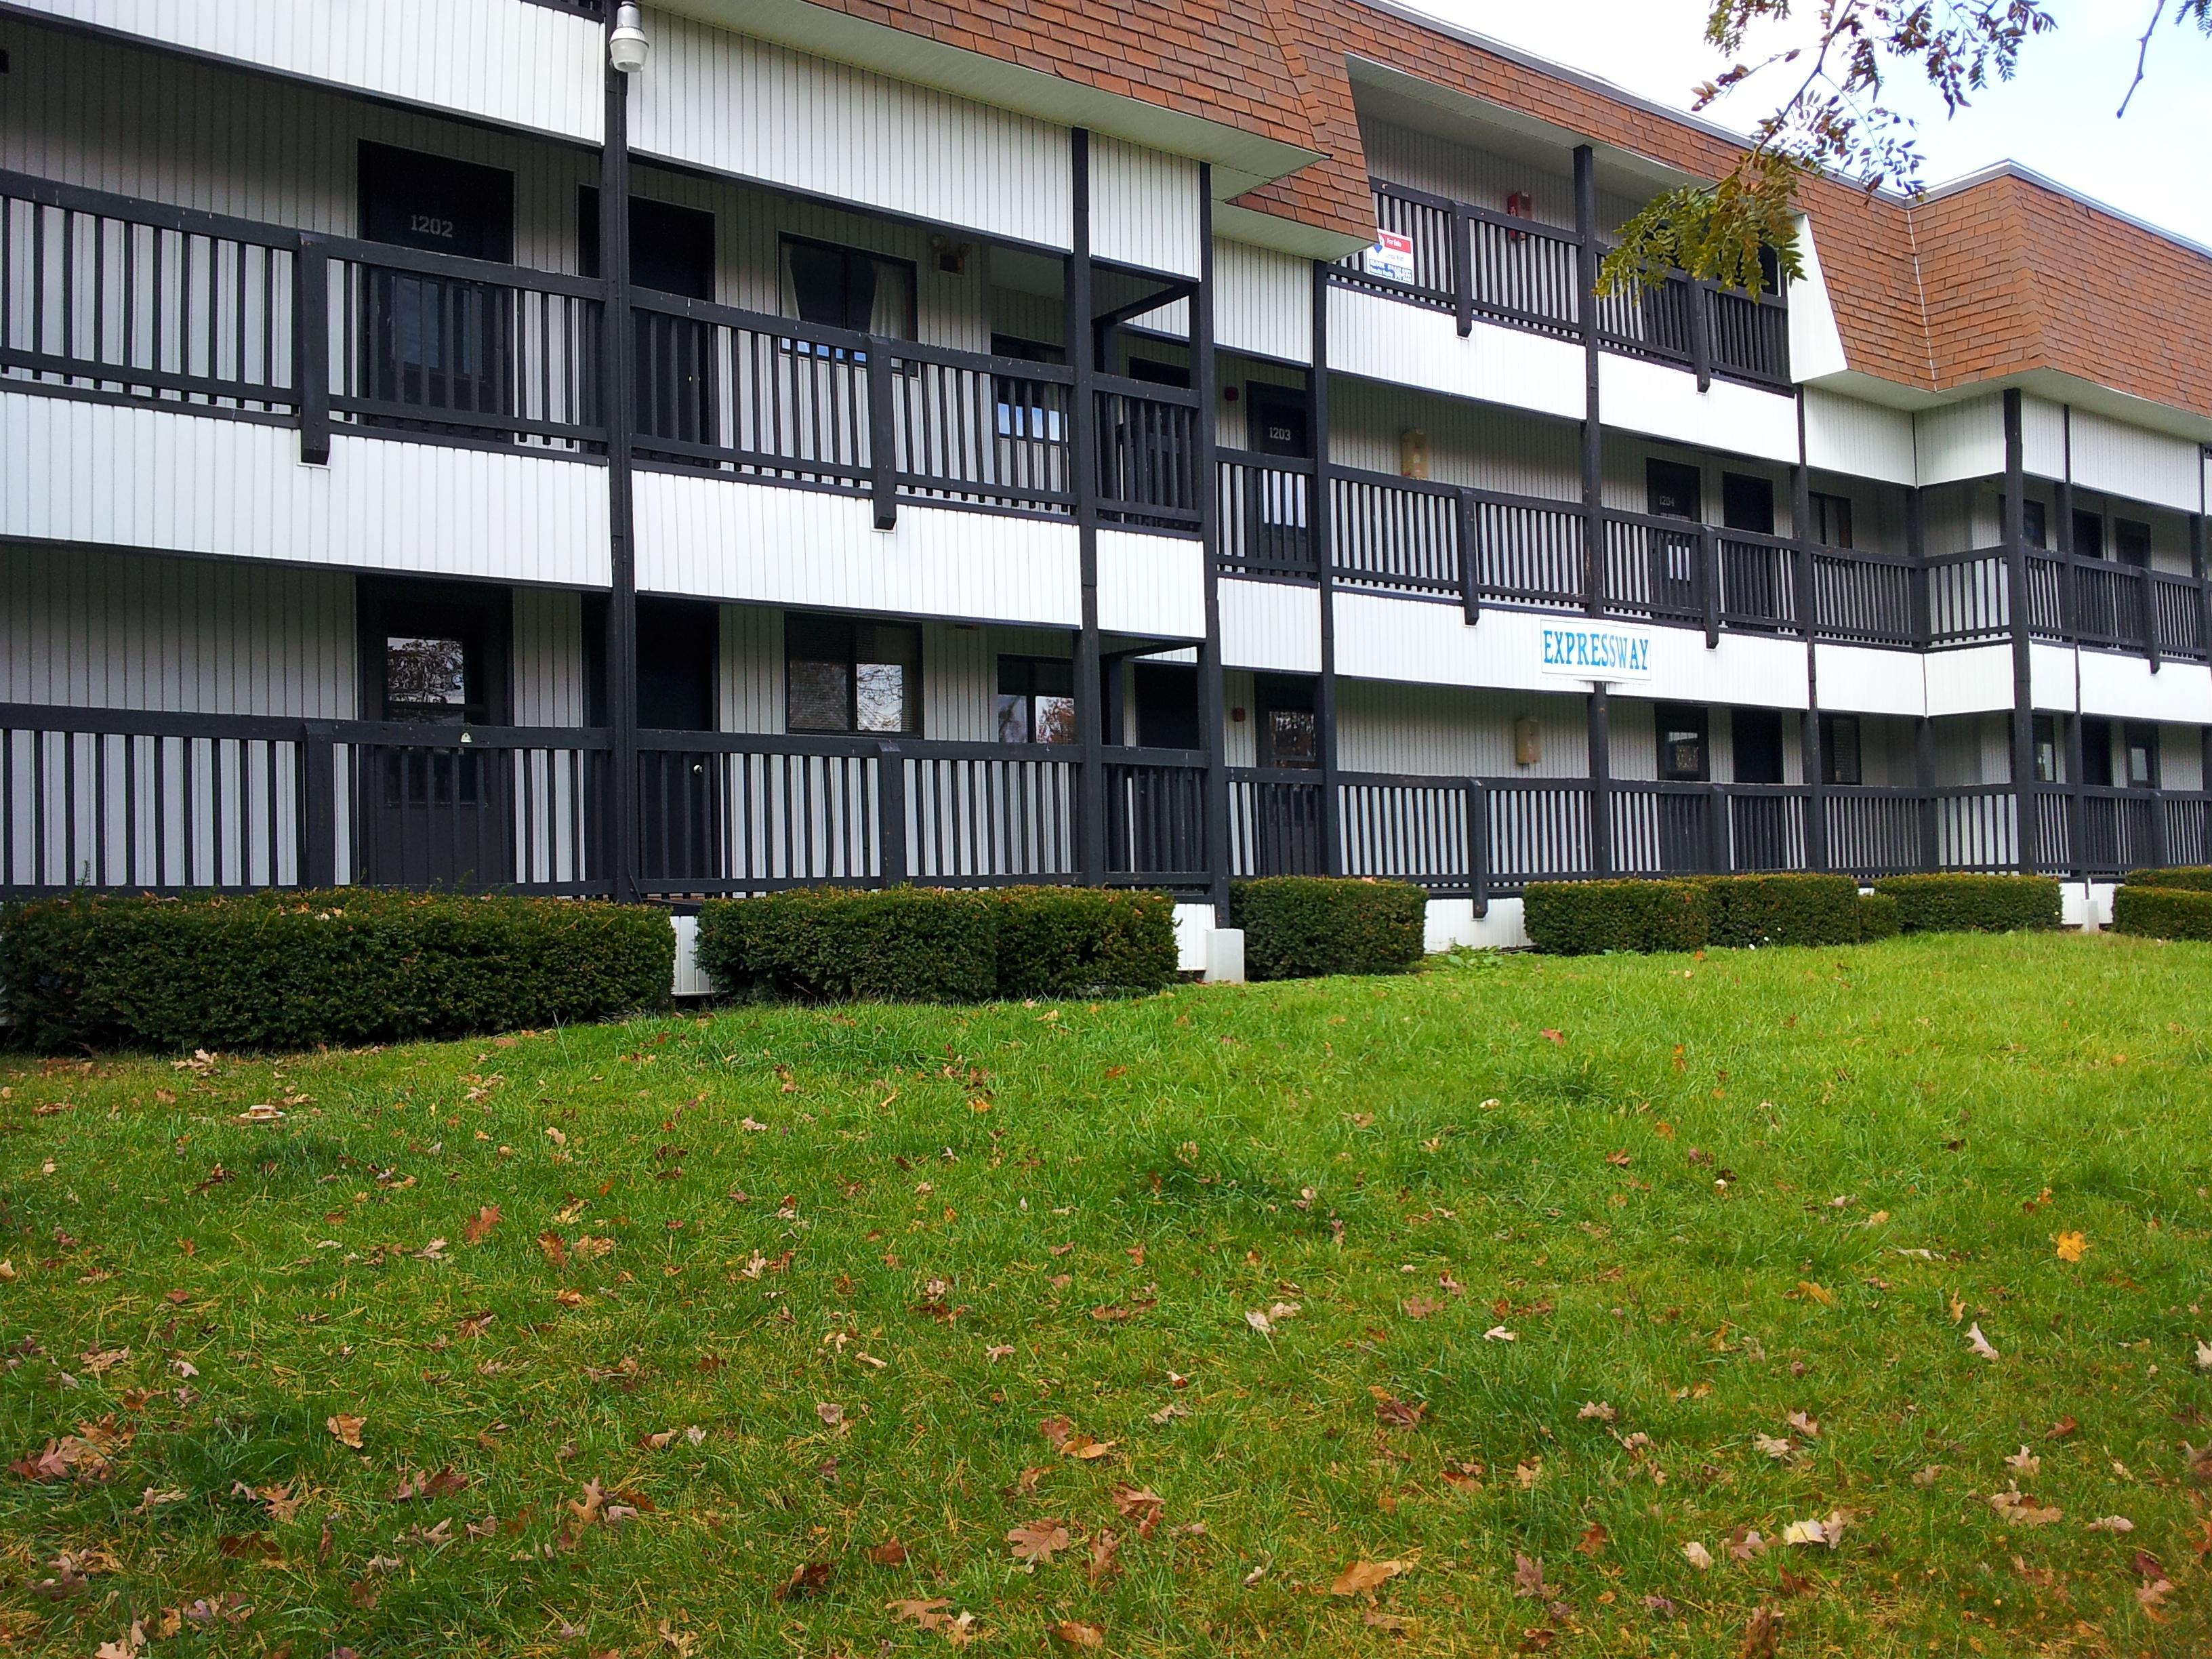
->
[0,169,1200,537]
[1218,451,1921,649]
[1332,181,1791,392]
[1923,547,2211,663]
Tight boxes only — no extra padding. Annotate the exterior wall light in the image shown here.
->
[609,3,651,74]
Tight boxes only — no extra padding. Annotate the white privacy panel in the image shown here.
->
[1219,578,1320,672]
[633,12,1071,251]
[1214,239,1313,365]
[2067,407,2205,512]
[1097,531,1206,640]
[1327,286,1586,422]
[1802,386,1916,485]
[1914,396,2005,487]
[1596,353,1799,464]
[0,540,355,715]
[2019,396,2066,481]
[7,0,604,144]
[1337,680,1589,777]
[1090,137,1200,279]
[0,394,613,586]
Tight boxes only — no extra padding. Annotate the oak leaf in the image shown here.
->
[1329,1559,1408,1597]
[1050,1621,1105,1650]
[326,1414,365,1450]
[1006,1519,1070,1565]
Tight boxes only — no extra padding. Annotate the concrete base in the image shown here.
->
[1422,896,1530,951]
[2062,880,2116,933]
[1202,927,1246,984]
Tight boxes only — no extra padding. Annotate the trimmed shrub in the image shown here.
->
[1858,890,1901,941]
[0,890,672,1054]
[2112,884,2212,941]
[1229,877,1427,981]
[1702,874,1863,949]
[1521,878,1710,956]
[2125,867,2212,894]
[694,886,998,1004]
[1872,874,2062,935]
[993,886,1177,998]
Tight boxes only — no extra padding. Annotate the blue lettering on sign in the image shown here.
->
[1542,624,1650,679]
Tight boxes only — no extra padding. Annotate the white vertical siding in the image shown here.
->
[8,0,604,144]
[1223,670,1257,768]
[1337,680,1589,777]
[718,604,785,734]
[1333,382,1580,497]
[1214,240,1312,365]
[1914,397,2004,487]
[511,588,587,727]
[0,541,354,715]
[1597,353,1800,465]
[1362,122,1577,233]
[1090,138,1200,279]
[633,12,1071,252]
[1219,579,1320,672]
[2019,396,2066,481]
[2067,408,2205,512]
[1801,386,1915,485]
[1327,286,1586,422]
[1097,531,1206,640]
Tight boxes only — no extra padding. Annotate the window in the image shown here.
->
[2124,722,2159,787]
[1256,676,1318,769]
[1656,703,1709,782]
[2033,713,2060,783]
[384,636,471,721]
[991,333,1066,441]
[2072,508,2105,560]
[1821,714,1862,785]
[785,617,920,735]
[996,657,1076,745]
[781,238,915,349]
[1808,491,1854,550]
[2022,499,2048,550]
[2115,520,2152,567]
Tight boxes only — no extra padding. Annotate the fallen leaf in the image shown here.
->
[2046,1415,2078,1440]
[326,1414,365,1450]
[1482,1325,1517,1342]
[1740,1605,1780,1659]
[777,1562,834,1601]
[1988,1486,2062,1525]
[2195,1337,2212,1372]
[1403,1296,1445,1321]
[1725,1527,1768,1562]
[1514,1458,1543,1490]
[1797,1280,1837,1307]
[1754,1433,1796,1462]
[1006,1519,1070,1565]
[2005,1446,2041,1476]
[1512,1553,1547,1598]
[815,1402,845,1429]
[1912,1465,1942,1487]
[1966,1322,2000,1361]
[1786,1412,1820,1439]
[1576,1401,1616,1423]
[1540,1028,1565,1045]
[1575,1523,1609,1557]
[1683,1540,1714,1570]
[1371,1388,1427,1429]
[1050,1622,1105,1650]
[1330,1560,1408,1597]
[2054,1231,2088,1263]
[2086,1515,2135,1534]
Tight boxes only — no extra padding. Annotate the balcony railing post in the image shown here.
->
[865,335,898,531]
[2148,787,2170,872]
[1450,203,1474,339]
[1689,278,1713,392]
[874,741,907,886]
[1458,488,1481,623]
[300,722,337,888]
[293,237,331,466]
[1707,783,1731,874]
[1915,720,1940,873]
[1700,526,1721,648]
[2141,562,2161,670]
[1467,779,1489,918]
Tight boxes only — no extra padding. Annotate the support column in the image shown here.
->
[2002,389,2039,872]
[1587,687,1614,876]
[1794,392,1827,870]
[1067,131,1107,888]
[1311,259,1342,876]
[1915,717,1940,872]
[1574,146,1604,619]
[1195,165,1232,920]
[600,52,640,902]
[2059,407,2085,878]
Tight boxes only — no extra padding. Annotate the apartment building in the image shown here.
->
[3,0,2208,958]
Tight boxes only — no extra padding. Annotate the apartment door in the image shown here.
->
[582,190,718,453]
[1132,663,1200,752]
[1654,701,1711,873]
[358,143,516,430]
[1645,459,1702,619]
[356,579,513,890]
[1253,675,1324,875]
[1721,472,1784,626]
[1244,380,1312,564]
[634,598,721,886]
[1730,706,1790,871]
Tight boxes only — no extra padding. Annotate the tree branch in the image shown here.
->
[2118,0,2169,116]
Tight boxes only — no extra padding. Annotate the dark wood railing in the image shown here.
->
[1336,182,1790,389]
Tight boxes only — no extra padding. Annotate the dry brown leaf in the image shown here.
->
[1575,1523,1608,1557]
[1739,1605,1780,1659]
[2054,1231,2088,1263]
[1576,1401,1616,1423]
[1329,1559,1408,1597]
[1050,1620,1106,1650]
[325,1414,365,1450]
[1370,1388,1427,1429]
[1966,1322,2000,1361]
[1683,1540,1714,1570]
[462,1206,501,1246]
[1511,1553,1546,1598]
[1006,1519,1070,1565]
[867,1540,909,1565]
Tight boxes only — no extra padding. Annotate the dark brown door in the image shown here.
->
[583,189,718,456]
[1646,459,1702,617]
[634,597,721,887]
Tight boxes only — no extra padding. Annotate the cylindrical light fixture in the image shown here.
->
[609,2,651,74]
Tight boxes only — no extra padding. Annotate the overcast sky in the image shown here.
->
[1401,0,2211,248]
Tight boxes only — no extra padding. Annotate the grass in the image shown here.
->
[1,930,2209,1658]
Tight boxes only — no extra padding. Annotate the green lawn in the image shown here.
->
[1,931,2209,1658]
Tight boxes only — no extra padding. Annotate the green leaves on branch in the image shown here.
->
[1597,155,1808,299]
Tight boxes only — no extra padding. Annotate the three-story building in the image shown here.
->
[3,0,2207,964]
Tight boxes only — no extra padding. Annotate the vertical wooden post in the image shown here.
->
[2002,389,2039,874]
[1458,489,1481,623]
[1688,278,1713,392]
[1311,258,1341,877]
[875,742,907,886]
[1450,203,1473,340]
[601,49,640,903]
[867,336,898,530]
[1574,146,1605,620]
[1906,485,1930,649]
[300,721,336,888]
[293,238,331,466]
[1699,525,1720,647]
[1068,130,1106,889]
[1195,163,1231,919]
[1915,716,1940,872]
[1467,779,1489,919]
[1586,687,1613,877]
[1706,781,1731,875]
[1795,392,1827,871]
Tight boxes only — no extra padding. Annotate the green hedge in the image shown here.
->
[2125,867,2212,894]
[1872,874,2062,935]
[1704,874,1864,949]
[2111,884,2212,941]
[992,886,1178,998]
[1858,890,1901,941]
[0,890,673,1054]
[1228,877,1427,980]
[1521,878,1711,956]
[693,884,1179,1004]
